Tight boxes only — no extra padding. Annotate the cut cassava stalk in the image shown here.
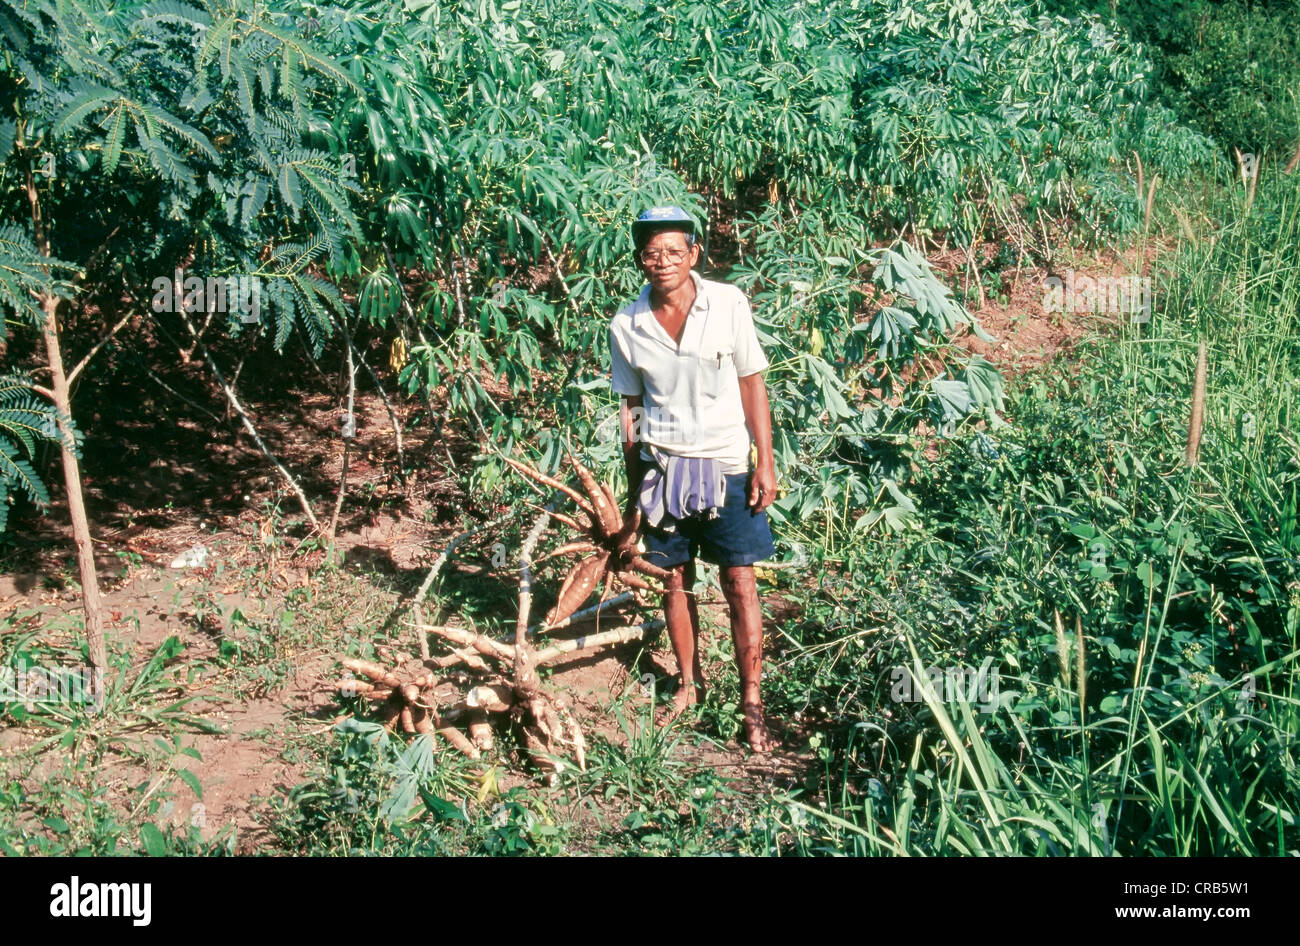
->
[533,620,663,665]
[513,510,550,691]
[510,510,593,773]
[412,623,515,662]
[528,591,634,635]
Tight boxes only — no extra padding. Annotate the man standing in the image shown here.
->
[608,206,779,752]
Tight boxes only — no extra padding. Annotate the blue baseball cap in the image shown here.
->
[631,205,697,249]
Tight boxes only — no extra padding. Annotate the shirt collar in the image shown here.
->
[688,270,709,314]
[635,269,709,322]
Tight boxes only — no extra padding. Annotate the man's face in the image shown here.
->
[637,229,699,294]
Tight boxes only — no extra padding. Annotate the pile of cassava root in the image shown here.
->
[327,452,666,781]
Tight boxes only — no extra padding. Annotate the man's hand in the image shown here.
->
[738,372,777,515]
[748,463,777,513]
[612,507,640,568]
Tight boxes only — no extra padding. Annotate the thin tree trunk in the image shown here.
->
[327,313,357,549]
[26,165,107,670]
[532,620,662,665]
[334,314,407,485]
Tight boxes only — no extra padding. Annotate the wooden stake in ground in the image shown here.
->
[1185,339,1208,466]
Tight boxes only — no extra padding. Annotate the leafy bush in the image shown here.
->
[1046,0,1300,160]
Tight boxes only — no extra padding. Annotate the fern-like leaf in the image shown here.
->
[51,83,118,135]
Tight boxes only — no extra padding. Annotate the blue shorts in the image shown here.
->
[639,472,776,569]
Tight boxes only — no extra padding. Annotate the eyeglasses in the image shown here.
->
[638,247,690,265]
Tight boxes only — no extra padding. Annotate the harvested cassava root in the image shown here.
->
[331,615,662,779]
[503,450,671,627]
[327,452,670,782]
[337,656,487,760]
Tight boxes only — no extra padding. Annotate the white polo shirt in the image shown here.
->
[609,270,769,475]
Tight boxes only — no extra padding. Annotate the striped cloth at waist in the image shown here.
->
[638,448,727,532]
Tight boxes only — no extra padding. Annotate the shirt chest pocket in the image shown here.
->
[694,348,735,399]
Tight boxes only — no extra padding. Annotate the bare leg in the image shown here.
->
[721,564,776,752]
[662,558,704,718]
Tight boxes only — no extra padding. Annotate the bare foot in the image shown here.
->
[742,703,778,753]
[660,680,705,723]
